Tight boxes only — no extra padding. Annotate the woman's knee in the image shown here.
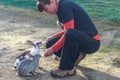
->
[65,29,74,38]
[46,36,61,48]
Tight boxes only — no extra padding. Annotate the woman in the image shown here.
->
[36,0,100,78]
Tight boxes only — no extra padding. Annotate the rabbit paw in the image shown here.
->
[12,66,17,71]
[30,72,37,76]
[16,72,19,76]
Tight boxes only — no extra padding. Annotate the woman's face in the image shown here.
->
[43,0,58,14]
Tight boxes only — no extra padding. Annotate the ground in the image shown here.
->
[0,6,120,80]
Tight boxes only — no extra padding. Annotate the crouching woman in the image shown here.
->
[36,0,100,78]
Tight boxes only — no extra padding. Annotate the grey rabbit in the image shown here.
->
[17,54,41,76]
[14,40,42,69]
[14,40,42,76]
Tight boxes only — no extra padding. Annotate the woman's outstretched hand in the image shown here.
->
[44,47,54,57]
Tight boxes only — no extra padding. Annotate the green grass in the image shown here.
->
[0,0,120,21]
[75,0,120,21]
[99,45,120,53]
[0,0,36,9]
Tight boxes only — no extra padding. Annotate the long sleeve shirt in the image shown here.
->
[51,0,100,52]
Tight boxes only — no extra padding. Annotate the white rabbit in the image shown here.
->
[13,40,42,70]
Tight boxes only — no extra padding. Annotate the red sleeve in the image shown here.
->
[63,19,74,30]
[51,19,74,52]
[52,34,65,52]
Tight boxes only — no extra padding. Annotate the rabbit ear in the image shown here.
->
[26,40,34,45]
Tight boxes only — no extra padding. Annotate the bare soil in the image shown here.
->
[0,6,120,80]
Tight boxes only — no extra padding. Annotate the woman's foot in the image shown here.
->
[50,68,76,78]
[54,56,60,61]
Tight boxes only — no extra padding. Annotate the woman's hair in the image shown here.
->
[37,0,50,12]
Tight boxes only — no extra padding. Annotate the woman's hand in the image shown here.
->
[44,47,54,57]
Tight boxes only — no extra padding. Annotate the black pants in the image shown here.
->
[46,29,100,70]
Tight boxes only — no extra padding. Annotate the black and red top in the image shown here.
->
[51,0,100,52]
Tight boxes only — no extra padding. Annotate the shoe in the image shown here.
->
[54,56,60,61]
[50,68,76,78]
[75,53,86,66]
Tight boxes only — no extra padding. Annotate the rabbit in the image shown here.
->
[13,40,42,70]
[17,54,41,76]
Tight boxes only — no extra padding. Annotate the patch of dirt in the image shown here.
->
[0,6,120,80]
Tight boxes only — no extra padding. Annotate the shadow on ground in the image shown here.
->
[77,66,120,80]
